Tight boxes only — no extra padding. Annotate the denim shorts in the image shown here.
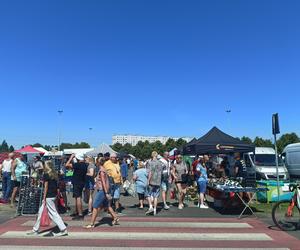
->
[197,181,207,194]
[93,190,108,209]
[111,183,121,199]
[161,181,169,192]
[148,185,160,198]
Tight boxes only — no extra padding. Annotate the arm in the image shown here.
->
[11,160,17,180]
[171,165,177,180]
[43,181,48,202]
[65,154,75,169]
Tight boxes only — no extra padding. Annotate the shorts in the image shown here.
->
[85,179,95,191]
[93,190,108,209]
[111,183,121,199]
[13,180,20,188]
[148,185,160,198]
[197,181,207,194]
[161,181,169,192]
[73,182,85,198]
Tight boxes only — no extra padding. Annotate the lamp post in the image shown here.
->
[58,110,63,151]
[89,127,93,148]
[226,109,231,130]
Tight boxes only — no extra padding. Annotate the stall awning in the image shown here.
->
[183,127,254,155]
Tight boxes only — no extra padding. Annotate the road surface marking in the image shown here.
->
[0,231,272,241]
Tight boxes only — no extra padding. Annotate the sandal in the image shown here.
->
[112,217,120,226]
[84,224,95,229]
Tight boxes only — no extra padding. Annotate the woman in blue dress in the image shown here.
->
[195,159,209,209]
[133,162,148,209]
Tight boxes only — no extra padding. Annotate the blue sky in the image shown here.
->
[0,0,299,148]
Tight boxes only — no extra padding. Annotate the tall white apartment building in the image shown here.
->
[112,134,193,146]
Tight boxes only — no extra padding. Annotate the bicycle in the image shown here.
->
[272,183,300,231]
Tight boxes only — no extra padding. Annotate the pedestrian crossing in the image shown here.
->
[0,216,298,249]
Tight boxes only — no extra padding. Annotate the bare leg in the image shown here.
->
[88,190,94,213]
[90,208,100,225]
[76,198,83,216]
[10,187,18,207]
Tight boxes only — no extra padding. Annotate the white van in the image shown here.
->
[245,147,289,181]
[282,143,300,178]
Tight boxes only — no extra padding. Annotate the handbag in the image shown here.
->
[126,183,137,198]
[40,203,50,227]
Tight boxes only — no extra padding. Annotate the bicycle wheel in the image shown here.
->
[272,200,300,231]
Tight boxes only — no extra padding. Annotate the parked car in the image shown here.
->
[281,143,300,179]
[245,147,289,181]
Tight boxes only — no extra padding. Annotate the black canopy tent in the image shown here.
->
[183,127,255,155]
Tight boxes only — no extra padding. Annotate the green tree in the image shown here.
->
[111,143,123,152]
[165,138,176,152]
[44,145,52,151]
[122,143,133,154]
[152,141,164,155]
[277,133,300,153]
[9,145,14,152]
[176,138,187,149]
[0,140,9,152]
[32,143,43,147]
[241,136,253,144]
[253,137,273,147]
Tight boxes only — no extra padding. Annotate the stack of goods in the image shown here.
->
[208,177,243,190]
[16,175,43,215]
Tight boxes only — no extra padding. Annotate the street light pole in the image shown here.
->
[226,109,231,130]
[58,110,63,151]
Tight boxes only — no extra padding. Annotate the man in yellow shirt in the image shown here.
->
[104,153,122,213]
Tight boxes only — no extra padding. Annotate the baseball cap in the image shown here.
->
[75,153,85,161]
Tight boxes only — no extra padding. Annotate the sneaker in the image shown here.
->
[178,204,184,210]
[88,211,92,216]
[200,204,209,209]
[27,230,39,236]
[72,215,84,220]
[70,213,78,217]
[145,207,154,215]
[153,209,157,216]
[163,204,170,210]
[53,230,68,237]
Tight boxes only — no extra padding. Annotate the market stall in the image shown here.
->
[182,127,263,217]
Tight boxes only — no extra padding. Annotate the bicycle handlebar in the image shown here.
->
[289,183,300,192]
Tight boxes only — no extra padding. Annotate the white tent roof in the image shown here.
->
[33,147,49,155]
[86,143,117,157]
[63,148,94,155]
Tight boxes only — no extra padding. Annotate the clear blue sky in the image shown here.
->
[0,0,299,148]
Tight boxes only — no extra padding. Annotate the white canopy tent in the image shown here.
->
[86,143,117,157]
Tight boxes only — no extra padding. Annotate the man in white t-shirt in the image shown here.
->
[0,153,14,203]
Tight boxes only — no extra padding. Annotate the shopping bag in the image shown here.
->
[170,190,175,199]
[127,183,136,198]
[40,204,50,227]
[56,192,66,214]
[123,180,130,190]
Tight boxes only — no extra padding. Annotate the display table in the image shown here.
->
[207,185,268,218]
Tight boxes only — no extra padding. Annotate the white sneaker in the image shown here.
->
[200,204,209,209]
[27,230,38,236]
[164,204,170,210]
[153,209,157,216]
[145,207,154,215]
[53,230,68,237]
[178,204,184,210]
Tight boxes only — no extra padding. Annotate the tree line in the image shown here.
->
[111,133,300,160]
[0,140,14,153]
[1,132,299,158]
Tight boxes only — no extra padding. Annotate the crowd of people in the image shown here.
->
[0,150,247,236]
